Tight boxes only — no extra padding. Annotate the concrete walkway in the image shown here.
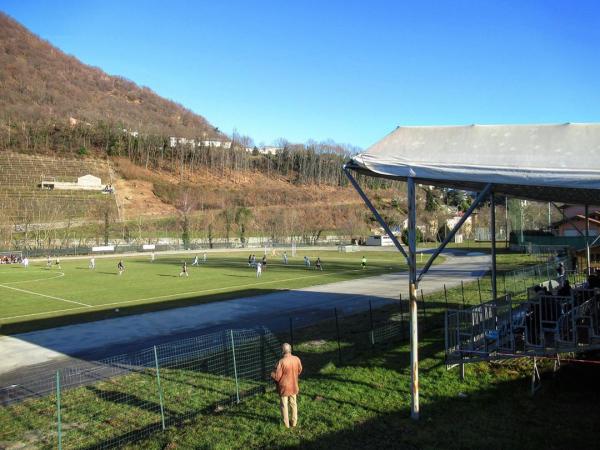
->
[0,250,489,379]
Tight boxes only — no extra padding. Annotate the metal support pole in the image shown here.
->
[421,289,427,325]
[490,193,497,300]
[477,278,483,304]
[334,307,342,363]
[369,300,375,346]
[443,284,448,310]
[585,205,591,275]
[505,196,510,248]
[56,370,62,450]
[153,346,166,430]
[343,166,409,262]
[407,176,419,420]
[461,280,466,308]
[230,330,240,404]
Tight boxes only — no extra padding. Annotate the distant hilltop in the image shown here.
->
[0,12,222,140]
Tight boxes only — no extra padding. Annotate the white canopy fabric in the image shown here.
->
[348,123,600,204]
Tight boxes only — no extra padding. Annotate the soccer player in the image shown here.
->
[304,256,311,268]
[192,255,199,266]
[203,253,207,263]
[316,257,323,271]
[361,256,367,269]
[117,260,125,275]
[256,261,262,278]
[22,257,29,269]
[150,252,155,263]
[89,257,95,270]
[248,254,253,267]
[283,252,288,265]
[179,261,189,277]
[262,255,267,271]
[46,255,52,269]
[55,257,62,270]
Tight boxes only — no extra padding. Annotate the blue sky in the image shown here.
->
[2,0,600,148]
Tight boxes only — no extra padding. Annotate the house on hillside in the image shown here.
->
[552,205,600,237]
[40,174,104,191]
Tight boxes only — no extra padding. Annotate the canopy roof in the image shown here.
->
[347,123,600,204]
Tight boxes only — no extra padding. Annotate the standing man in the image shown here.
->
[203,252,207,263]
[256,261,262,278]
[283,251,288,265]
[271,343,302,428]
[556,261,565,287]
[22,257,29,269]
[192,255,199,266]
[89,257,95,270]
[361,255,367,269]
[150,252,155,263]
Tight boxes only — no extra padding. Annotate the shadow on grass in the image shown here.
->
[278,361,600,450]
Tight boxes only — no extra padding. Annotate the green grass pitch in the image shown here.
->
[0,250,411,334]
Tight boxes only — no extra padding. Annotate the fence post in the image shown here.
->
[56,370,62,450]
[503,273,507,295]
[477,278,483,304]
[289,317,294,351]
[443,284,448,310]
[334,308,342,363]
[369,299,375,346]
[153,346,166,431]
[230,330,240,403]
[461,280,466,308]
[421,289,427,326]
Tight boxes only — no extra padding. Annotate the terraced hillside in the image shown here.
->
[0,152,118,223]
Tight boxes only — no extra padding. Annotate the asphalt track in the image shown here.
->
[0,249,489,384]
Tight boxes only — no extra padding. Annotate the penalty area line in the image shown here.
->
[0,283,92,308]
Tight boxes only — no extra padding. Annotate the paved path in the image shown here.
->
[0,250,489,380]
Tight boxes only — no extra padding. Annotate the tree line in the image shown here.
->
[0,118,396,189]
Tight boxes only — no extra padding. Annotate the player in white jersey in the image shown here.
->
[192,255,199,266]
[256,261,262,278]
[89,257,95,270]
[22,257,29,268]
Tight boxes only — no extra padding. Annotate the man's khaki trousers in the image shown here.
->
[279,395,297,427]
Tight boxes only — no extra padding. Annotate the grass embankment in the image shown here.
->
[0,250,417,334]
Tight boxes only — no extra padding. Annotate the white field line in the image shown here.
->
[0,267,383,321]
[0,283,92,308]
[2,272,65,285]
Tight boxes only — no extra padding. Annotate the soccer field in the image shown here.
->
[0,250,410,333]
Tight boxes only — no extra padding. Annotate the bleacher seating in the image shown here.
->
[0,152,118,222]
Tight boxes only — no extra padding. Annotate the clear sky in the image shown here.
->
[2,0,600,148]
